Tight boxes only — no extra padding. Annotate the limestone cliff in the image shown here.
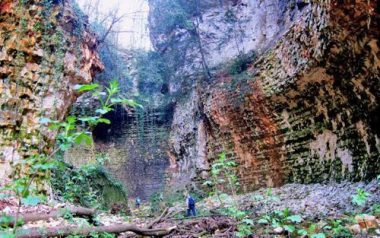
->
[149,0,380,190]
[0,0,103,186]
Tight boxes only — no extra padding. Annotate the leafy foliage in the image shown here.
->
[371,203,380,216]
[203,152,253,236]
[51,161,128,209]
[258,208,302,230]
[324,219,353,238]
[3,80,136,234]
[203,152,239,200]
[351,188,370,207]
[131,50,171,108]
[297,223,326,238]
[151,0,196,34]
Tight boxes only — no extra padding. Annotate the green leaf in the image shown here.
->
[352,189,370,206]
[21,188,30,198]
[242,218,254,225]
[323,225,332,230]
[271,219,280,228]
[235,232,245,238]
[287,215,302,223]
[274,210,285,218]
[0,232,16,238]
[283,208,290,217]
[74,133,93,145]
[59,143,72,151]
[74,83,99,92]
[111,98,142,108]
[22,195,41,206]
[67,116,77,124]
[78,116,99,122]
[98,118,111,124]
[95,108,112,115]
[309,224,317,233]
[297,229,308,236]
[109,80,119,93]
[258,218,269,224]
[284,225,296,233]
[219,152,226,161]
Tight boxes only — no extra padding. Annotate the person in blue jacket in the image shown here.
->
[186,194,196,217]
[135,197,141,209]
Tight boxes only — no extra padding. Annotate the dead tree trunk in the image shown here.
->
[13,224,177,238]
[7,206,95,226]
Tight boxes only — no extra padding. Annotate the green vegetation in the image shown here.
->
[0,80,137,236]
[258,208,304,235]
[203,152,253,236]
[150,0,196,34]
[352,188,370,207]
[1,1,380,237]
[131,50,171,108]
[229,51,256,75]
[203,152,239,201]
[51,162,127,209]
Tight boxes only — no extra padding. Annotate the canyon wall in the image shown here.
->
[0,0,102,186]
[149,0,380,191]
[90,106,171,199]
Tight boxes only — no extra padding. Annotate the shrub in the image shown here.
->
[51,161,128,209]
[229,52,256,75]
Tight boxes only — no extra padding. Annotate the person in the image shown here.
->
[186,194,196,217]
[135,197,141,209]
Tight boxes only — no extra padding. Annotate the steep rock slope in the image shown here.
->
[0,0,103,186]
[149,0,380,190]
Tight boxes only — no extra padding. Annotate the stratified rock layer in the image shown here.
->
[0,0,103,185]
[149,0,380,190]
[203,1,380,190]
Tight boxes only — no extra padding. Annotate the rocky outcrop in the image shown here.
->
[149,0,305,78]
[0,0,103,186]
[149,0,380,191]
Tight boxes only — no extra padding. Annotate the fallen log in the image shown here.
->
[6,206,96,226]
[147,207,169,229]
[13,224,177,238]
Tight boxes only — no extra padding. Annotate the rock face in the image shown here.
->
[149,0,304,78]
[0,0,103,186]
[90,106,171,199]
[149,0,380,191]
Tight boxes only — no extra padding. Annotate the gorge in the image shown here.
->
[0,0,380,237]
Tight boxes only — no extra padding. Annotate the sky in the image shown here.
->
[76,0,151,49]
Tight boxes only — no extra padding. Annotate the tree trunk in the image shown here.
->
[13,224,177,238]
[6,206,96,226]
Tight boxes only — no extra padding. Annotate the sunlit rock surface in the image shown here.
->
[149,0,380,190]
[0,0,103,186]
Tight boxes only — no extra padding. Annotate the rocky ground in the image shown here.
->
[240,180,380,219]
[1,180,379,237]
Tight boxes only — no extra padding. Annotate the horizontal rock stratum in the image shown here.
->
[149,0,380,190]
[0,0,103,186]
